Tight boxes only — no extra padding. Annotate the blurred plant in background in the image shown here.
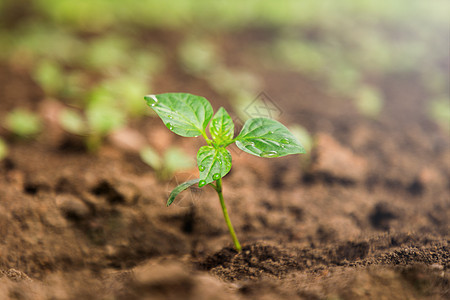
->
[140,146,194,180]
[0,0,448,167]
[0,138,8,161]
[3,109,43,138]
[429,97,450,131]
[354,85,384,118]
[288,125,313,155]
[59,104,126,152]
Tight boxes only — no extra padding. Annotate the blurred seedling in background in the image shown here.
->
[354,85,384,118]
[429,97,450,131]
[140,146,194,180]
[288,124,313,154]
[288,124,314,169]
[2,26,81,68]
[144,93,305,252]
[59,103,126,152]
[211,70,261,109]
[274,39,325,76]
[4,109,43,138]
[33,59,66,96]
[83,35,132,72]
[81,35,164,78]
[178,36,261,104]
[178,37,218,75]
[0,138,8,161]
[88,76,151,118]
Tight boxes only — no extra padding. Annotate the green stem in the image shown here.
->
[215,178,242,252]
[201,131,213,146]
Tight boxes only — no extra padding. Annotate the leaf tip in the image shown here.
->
[166,197,175,207]
[144,94,158,107]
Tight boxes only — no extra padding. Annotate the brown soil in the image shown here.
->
[0,31,449,299]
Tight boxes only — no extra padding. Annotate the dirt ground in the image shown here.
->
[0,29,449,299]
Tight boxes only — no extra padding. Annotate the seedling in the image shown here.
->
[4,109,43,138]
[33,59,66,96]
[429,97,450,130]
[354,85,383,118]
[144,93,305,252]
[178,38,218,75]
[140,145,194,180]
[288,124,313,154]
[59,104,125,152]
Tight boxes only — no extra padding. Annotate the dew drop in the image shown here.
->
[166,122,174,130]
[280,138,290,144]
[198,165,205,171]
[146,95,158,107]
[212,173,220,180]
[198,180,206,187]
[259,151,278,158]
[268,131,273,134]
[168,115,174,119]
[245,142,255,150]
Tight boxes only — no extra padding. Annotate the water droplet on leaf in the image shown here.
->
[198,180,206,187]
[146,95,158,107]
[245,142,255,150]
[280,138,290,144]
[213,173,220,180]
[259,151,278,158]
[268,131,273,134]
[198,165,205,171]
[168,115,173,119]
[166,122,174,130]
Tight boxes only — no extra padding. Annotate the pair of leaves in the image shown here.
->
[144,93,306,206]
[144,93,234,144]
[144,93,235,188]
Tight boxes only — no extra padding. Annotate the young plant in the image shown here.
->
[140,145,194,180]
[4,109,43,138]
[144,93,305,252]
[59,104,126,152]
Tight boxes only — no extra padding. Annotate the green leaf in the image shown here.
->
[288,124,313,153]
[167,178,200,207]
[33,60,65,95]
[86,104,126,135]
[4,109,42,137]
[140,146,162,170]
[197,146,232,187]
[164,147,195,173]
[209,107,234,145]
[235,118,305,157]
[144,93,213,137]
[59,109,87,135]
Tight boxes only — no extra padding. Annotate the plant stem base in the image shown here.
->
[215,178,242,252]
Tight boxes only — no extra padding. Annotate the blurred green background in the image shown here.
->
[0,0,448,161]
